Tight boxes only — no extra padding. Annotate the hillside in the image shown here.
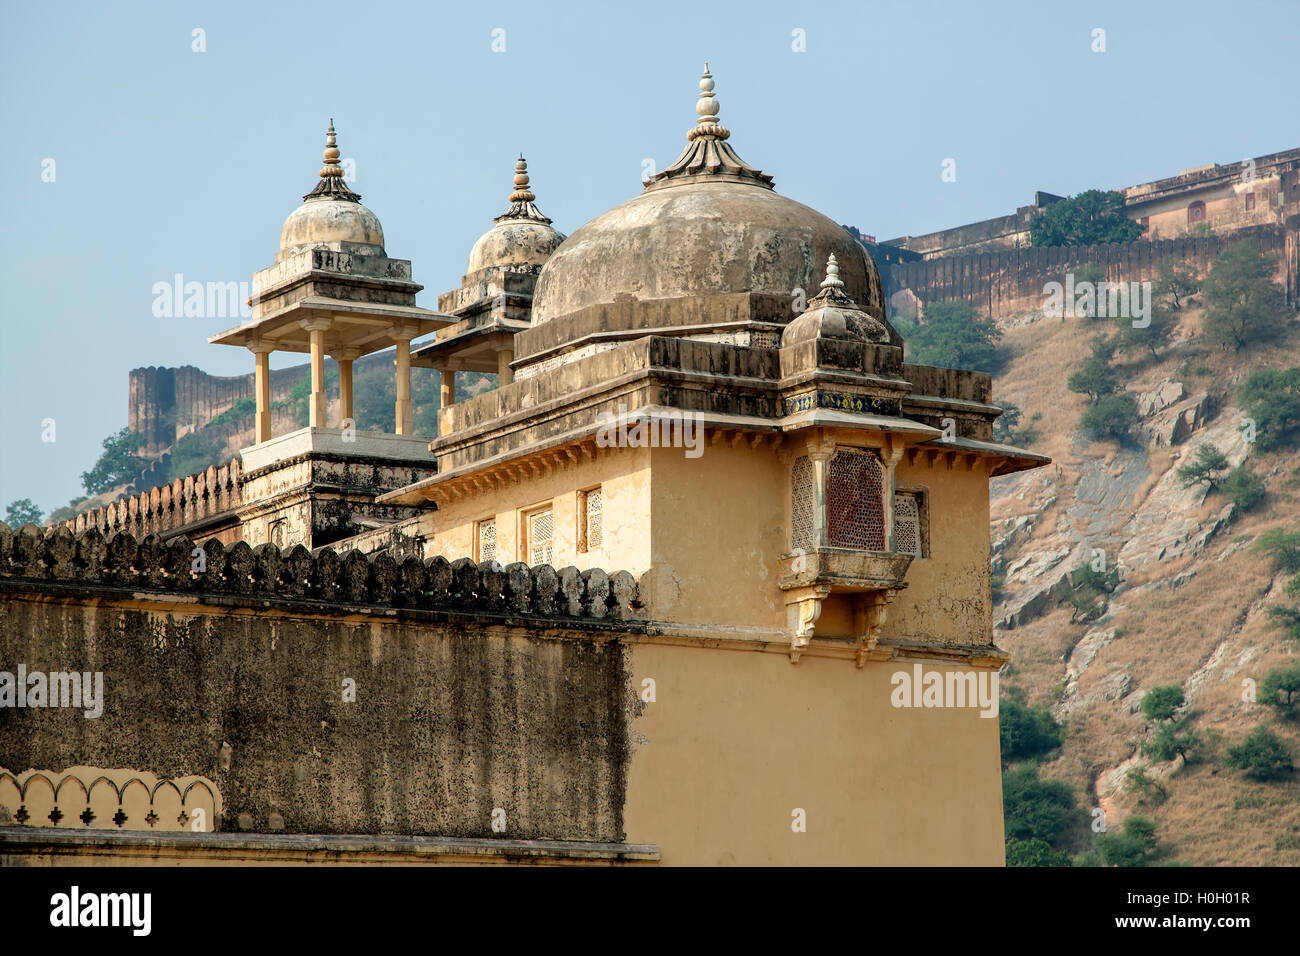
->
[990,290,1300,865]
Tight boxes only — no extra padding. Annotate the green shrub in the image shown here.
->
[1260,665,1300,715]
[1080,393,1138,444]
[1006,837,1071,867]
[1000,699,1064,762]
[1202,241,1289,351]
[1226,726,1294,781]
[1237,366,1300,451]
[1029,190,1142,247]
[1095,815,1161,867]
[1141,685,1185,722]
[1221,463,1265,513]
[1002,765,1078,845]
[897,300,1004,374]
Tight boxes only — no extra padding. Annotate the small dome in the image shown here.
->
[277,122,386,260]
[782,254,891,348]
[466,157,564,273]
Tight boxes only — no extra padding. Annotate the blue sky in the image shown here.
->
[3,0,1297,513]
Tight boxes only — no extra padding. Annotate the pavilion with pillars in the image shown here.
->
[209,123,448,449]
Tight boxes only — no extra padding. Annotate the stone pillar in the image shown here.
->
[493,340,514,387]
[807,435,835,550]
[440,363,457,409]
[301,318,331,428]
[393,329,416,435]
[251,344,272,443]
[331,348,358,427]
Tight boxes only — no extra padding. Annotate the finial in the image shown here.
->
[302,120,361,202]
[688,63,729,141]
[510,156,536,203]
[493,154,552,224]
[320,120,343,179]
[820,254,845,291]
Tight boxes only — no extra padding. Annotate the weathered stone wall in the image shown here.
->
[0,523,646,842]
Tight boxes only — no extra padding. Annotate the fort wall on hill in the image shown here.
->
[879,221,1298,323]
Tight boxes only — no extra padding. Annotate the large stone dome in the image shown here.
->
[527,66,885,341]
[276,122,386,261]
[531,180,884,324]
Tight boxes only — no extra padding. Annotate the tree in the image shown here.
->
[1067,337,1119,402]
[1141,685,1186,722]
[1095,815,1161,867]
[1226,726,1294,781]
[899,300,1004,373]
[1113,301,1174,360]
[1252,528,1300,574]
[3,498,43,527]
[1080,393,1139,444]
[1006,837,1071,867]
[1202,241,1288,351]
[1177,443,1229,491]
[1220,463,1265,513]
[1000,699,1063,762]
[1260,665,1300,715]
[80,428,148,496]
[1030,190,1143,247]
[1125,766,1168,806]
[1237,366,1300,451]
[1157,260,1199,309]
[1143,723,1203,764]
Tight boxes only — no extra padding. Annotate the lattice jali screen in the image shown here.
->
[584,489,602,550]
[790,455,816,550]
[528,509,554,566]
[826,448,886,551]
[477,518,496,563]
[893,492,922,558]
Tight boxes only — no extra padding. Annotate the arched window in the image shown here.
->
[1187,201,1206,225]
[826,448,886,551]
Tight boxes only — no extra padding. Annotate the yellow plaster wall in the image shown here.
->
[424,448,652,574]
[622,641,1006,865]
[888,458,993,643]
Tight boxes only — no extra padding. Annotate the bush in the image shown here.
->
[897,300,1004,374]
[1000,699,1064,762]
[1125,766,1168,806]
[1252,529,1300,574]
[1237,366,1300,451]
[1096,815,1161,867]
[1221,463,1265,513]
[1002,765,1078,846]
[1141,685,1185,722]
[1158,261,1199,309]
[1142,723,1203,764]
[1067,336,1119,402]
[1226,726,1294,781]
[1202,241,1289,351]
[1080,393,1139,444]
[1006,837,1072,867]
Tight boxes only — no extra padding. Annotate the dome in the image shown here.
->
[466,157,565,273]
[277,121,386,260]
[529,67,885,330]
[782,254,891,348]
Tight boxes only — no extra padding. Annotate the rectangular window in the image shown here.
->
[475,517,496,563]
[893,491,927,559]
[1245,192,1256,212]
[578,487,602,553]
[525,507,554,566]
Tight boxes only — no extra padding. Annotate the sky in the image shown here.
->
[2,0,1298,514]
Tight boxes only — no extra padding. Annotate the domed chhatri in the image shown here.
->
[525,65,887,351]
[466,157,566,274]
[278,121,386,261]
[782,254,891,348]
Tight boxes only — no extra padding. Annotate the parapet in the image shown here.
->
[0,522,646,625]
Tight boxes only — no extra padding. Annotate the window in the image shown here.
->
[790,456,816,551]
[578,487,602,553]
[893,491,927,559]
[525,507,554,566]
[475,517,496,563]
[1245,192,1256,212]
[826,448,887,551]
[1187,201,1206,225]
[1139,216,1149,232]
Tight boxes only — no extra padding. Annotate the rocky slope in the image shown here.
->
[990,302,1300,865]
